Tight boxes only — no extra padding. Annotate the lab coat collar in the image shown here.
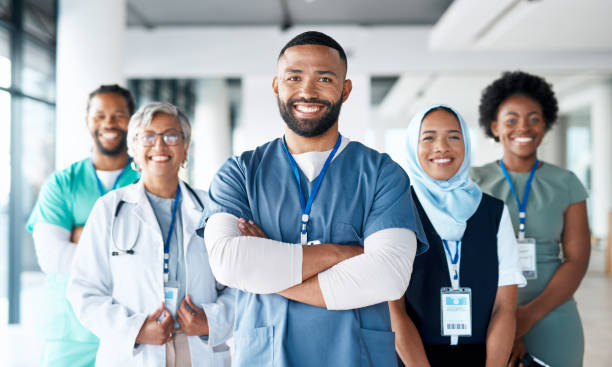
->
[119,180,204,246]
[121,181,162,239]
[178,180,204,248]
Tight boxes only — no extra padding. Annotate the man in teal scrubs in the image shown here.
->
[27,85,140,366]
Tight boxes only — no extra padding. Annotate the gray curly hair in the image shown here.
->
[127,101,191,157]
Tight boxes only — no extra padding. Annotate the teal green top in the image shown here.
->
[25,157,140,358]
[471,162,588,366]
[471,161,587,257]
[27,158,140,233]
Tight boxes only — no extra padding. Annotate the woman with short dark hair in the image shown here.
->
[471,71,590,367]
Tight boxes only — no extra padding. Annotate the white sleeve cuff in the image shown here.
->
[319,228,416,310]
[204,213,303,293]
[497,206,527,287]
[32,222,76,274]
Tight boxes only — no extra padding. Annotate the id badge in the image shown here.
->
[518,238,537,280]
[163,285,179,318]
[440,287,472,337]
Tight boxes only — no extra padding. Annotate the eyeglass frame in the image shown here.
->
[135,129,185,147]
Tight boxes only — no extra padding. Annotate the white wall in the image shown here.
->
[56,0,126,169]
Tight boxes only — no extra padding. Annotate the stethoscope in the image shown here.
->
[111,183,204,256]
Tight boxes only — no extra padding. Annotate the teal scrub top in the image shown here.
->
[26,157,139,363]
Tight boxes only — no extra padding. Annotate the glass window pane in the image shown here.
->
[0,0,10,21]
[0,28,10,88]
[22,39,55,101]
[0,90,10,325]
[24,1,56,45]
[19,98,55,327]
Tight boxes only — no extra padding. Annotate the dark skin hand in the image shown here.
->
[177,294,209,337]
[135,302,175,345]
[508,338,526,367]
[237,218,267,238]
[71,225,84,243]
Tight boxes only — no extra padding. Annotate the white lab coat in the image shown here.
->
[67,180,234,367]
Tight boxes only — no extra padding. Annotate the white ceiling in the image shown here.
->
[430,0,612,51]
[126,0,454,28]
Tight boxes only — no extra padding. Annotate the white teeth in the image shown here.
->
[295,105,320,113]
[151,156,170,162]
[101,132,118,139]
[433,158,451,164]
[514,137,533,143]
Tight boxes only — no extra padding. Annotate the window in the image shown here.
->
[1,0,56,325]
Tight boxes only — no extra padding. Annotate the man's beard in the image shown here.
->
[93,129,127,156]
[278,97,343,138]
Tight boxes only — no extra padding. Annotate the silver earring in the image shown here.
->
[181,159,188,168]
[131,160,141,171]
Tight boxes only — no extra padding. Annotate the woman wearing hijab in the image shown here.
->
[389,105,525,366]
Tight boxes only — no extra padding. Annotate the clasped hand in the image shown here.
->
[136,297,209,345]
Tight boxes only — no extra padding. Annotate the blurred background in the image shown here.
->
[1,0,611,365]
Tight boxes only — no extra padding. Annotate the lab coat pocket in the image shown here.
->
[233,325,274,367]
[360,328,398,367]
[332,222,363,245]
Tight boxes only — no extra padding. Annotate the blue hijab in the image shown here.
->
[405,104,482,241]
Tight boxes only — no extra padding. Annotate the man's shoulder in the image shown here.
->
[45,158,91,189]
[225,138,283,172]
[343,141,404,174]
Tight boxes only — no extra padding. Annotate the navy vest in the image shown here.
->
[405,190,503,349]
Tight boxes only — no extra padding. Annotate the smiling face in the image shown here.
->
[491,94,546,161]
[86,92,130,156]
[132,113,188,181]
[273,44,352,137]
[417,109,465,181]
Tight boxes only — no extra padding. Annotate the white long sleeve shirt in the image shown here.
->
[204,138,418,310]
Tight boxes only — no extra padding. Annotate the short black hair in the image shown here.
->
[479,71,558,141]
[87,84,136,116]
[278,31,347,67]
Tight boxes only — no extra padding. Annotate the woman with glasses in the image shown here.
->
[68,102,234,367]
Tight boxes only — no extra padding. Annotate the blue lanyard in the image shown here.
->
[442,240,460,281]
[281,134,342,244]
[499,159,539,240]
[164,185,181,283]
[90,158,132,197]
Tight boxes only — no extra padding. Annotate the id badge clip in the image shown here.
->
[163,284,179,319]
[440,287,472,337]
[517,238,537,280]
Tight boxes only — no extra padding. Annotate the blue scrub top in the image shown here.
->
[201,138,427,367]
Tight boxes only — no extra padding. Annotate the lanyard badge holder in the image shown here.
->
[282,134,342,245]
[440,240,471,345]
[162,185,181,317]
[500,160,538,280]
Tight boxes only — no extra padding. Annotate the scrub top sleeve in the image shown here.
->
[363,158,428,253]
[26,173,73,232]
[198,157,253,237]
[566,171,588,205]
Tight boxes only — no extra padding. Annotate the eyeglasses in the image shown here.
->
[137,130,184,147]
